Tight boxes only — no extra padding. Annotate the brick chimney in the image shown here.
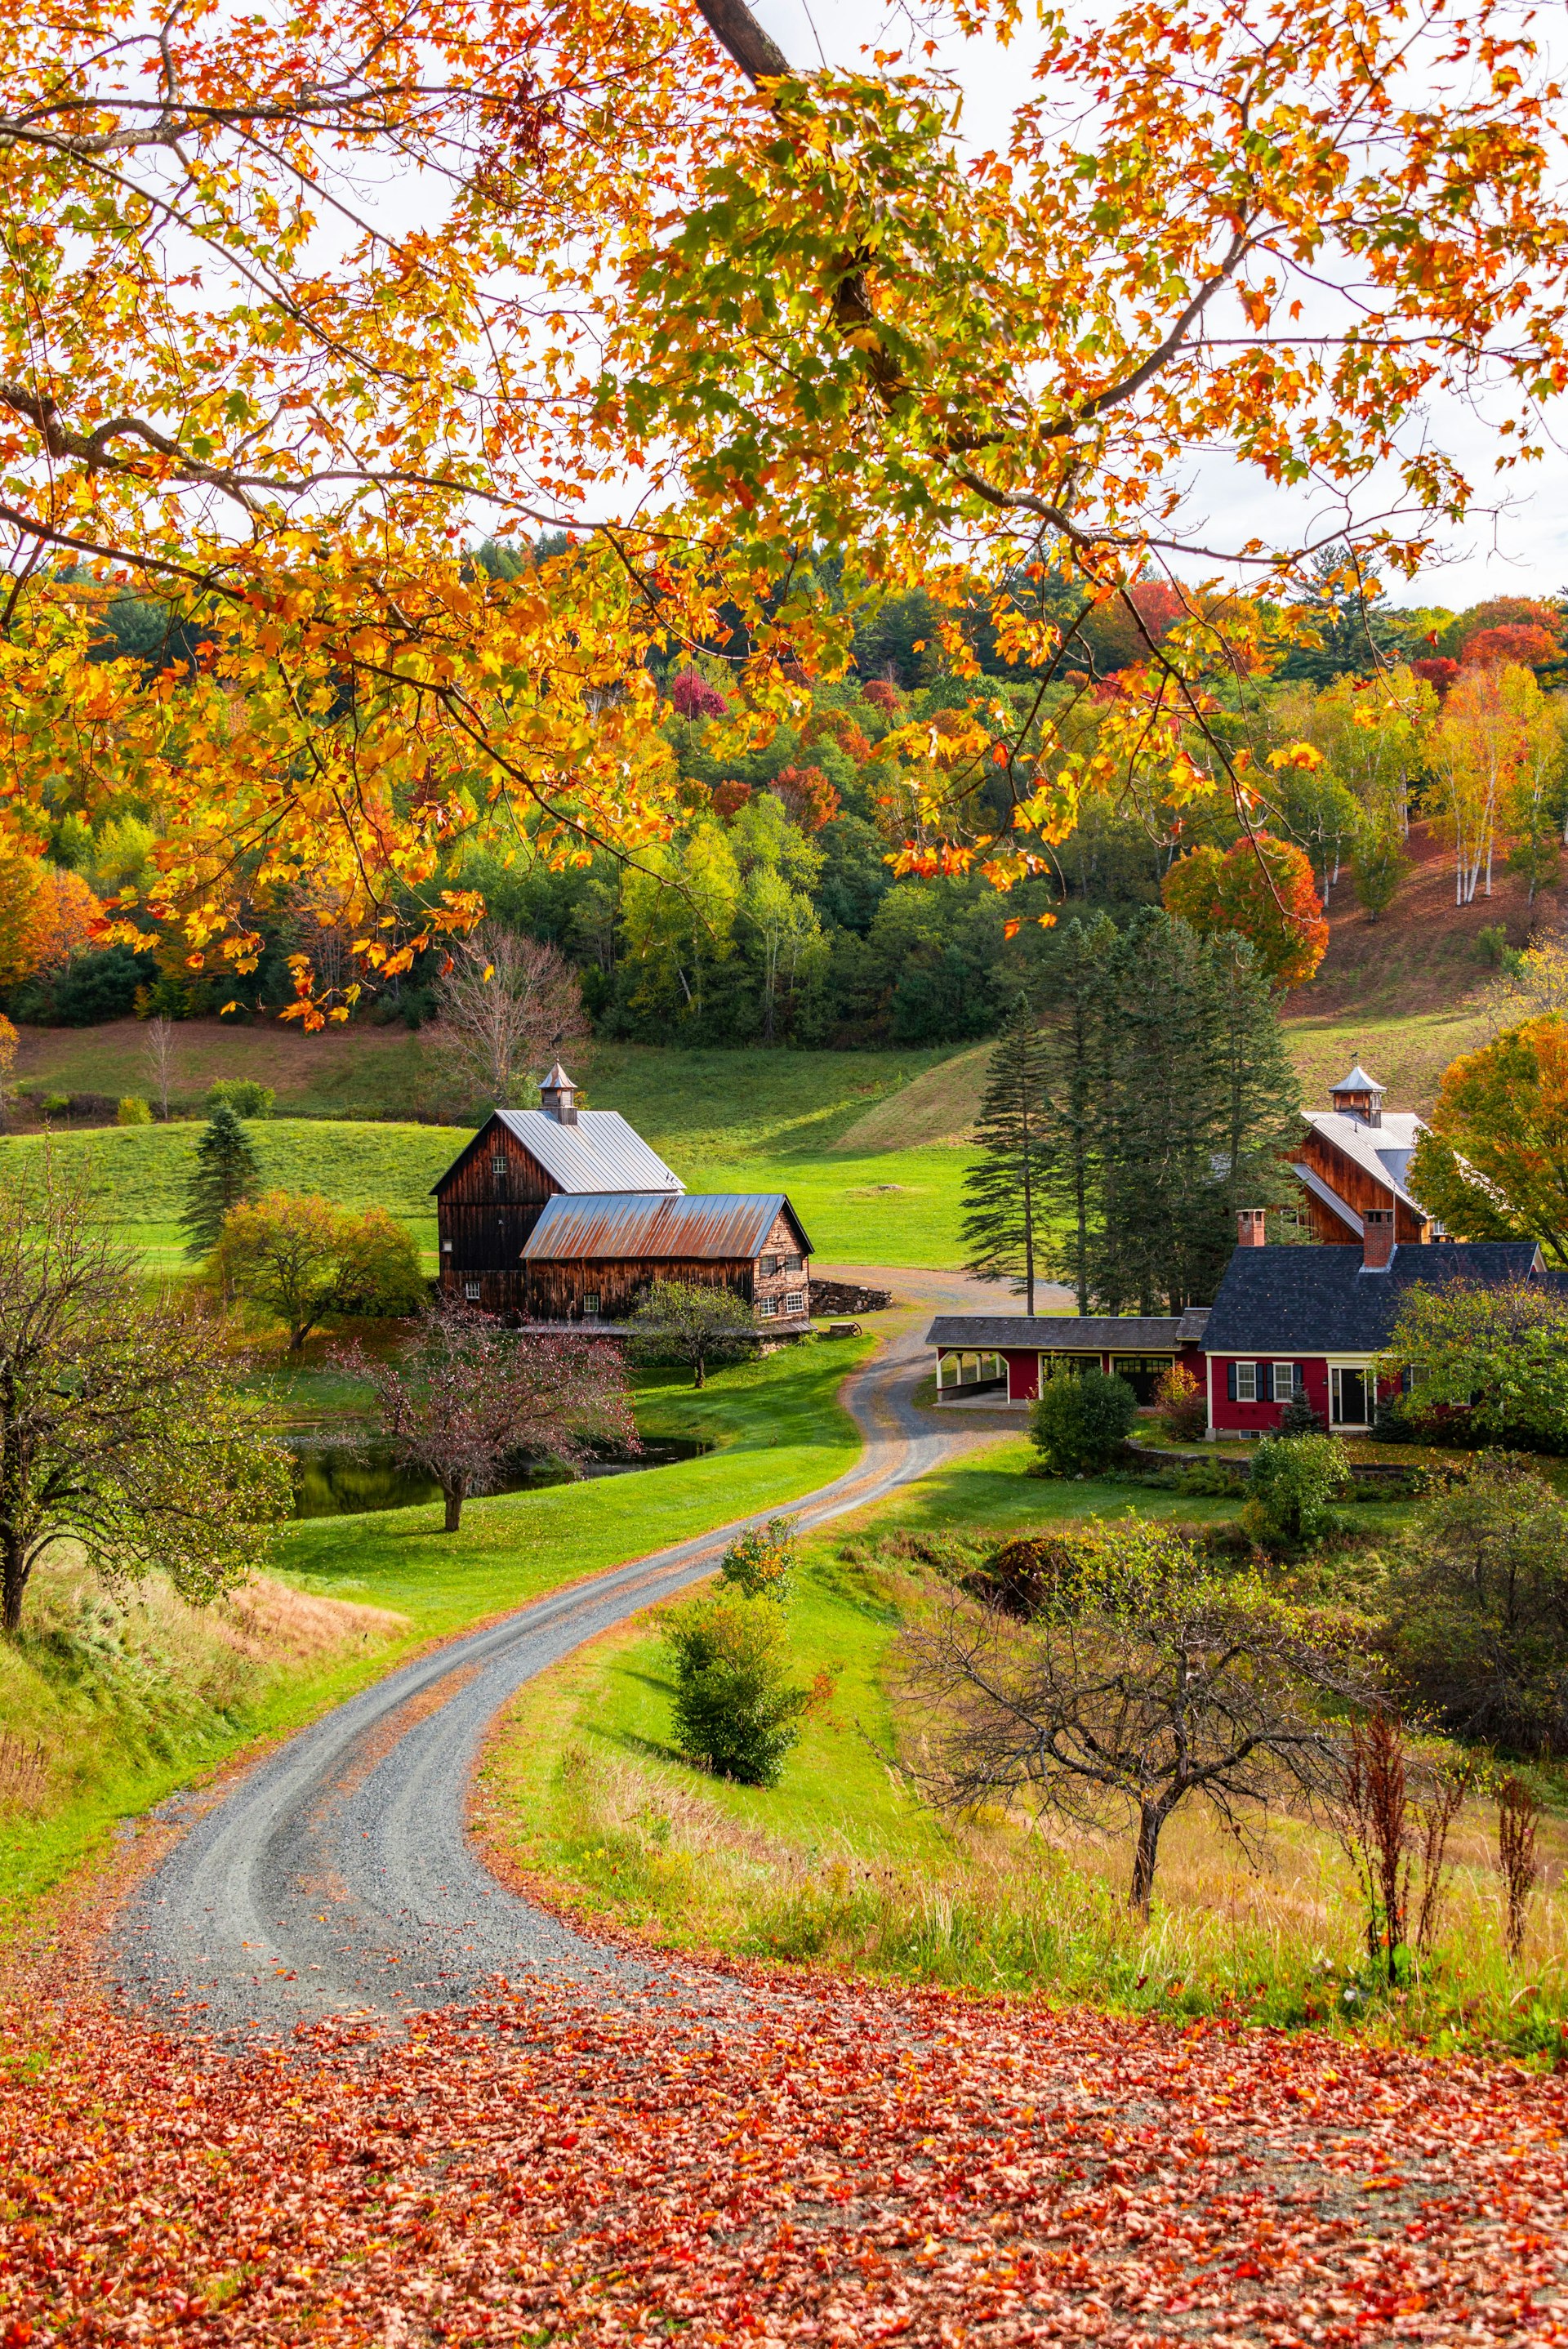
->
[1236,1207,1267,1249]
[1362,1207,1396,1270]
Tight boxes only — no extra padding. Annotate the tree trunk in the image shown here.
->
[1129,1803,1165,1919]
[2,1531,27,1635]
[693,1353,706,1389]
[442,1474,466,1532]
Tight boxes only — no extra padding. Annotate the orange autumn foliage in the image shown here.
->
[1161,833,1328,990]
[0,849,104,986]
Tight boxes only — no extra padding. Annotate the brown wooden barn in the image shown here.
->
[1288,1062,1434,1248]
[521,1192,813,1326]
[432,1064,812,1325]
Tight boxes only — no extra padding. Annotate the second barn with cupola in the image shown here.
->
[431,1064,813,1330]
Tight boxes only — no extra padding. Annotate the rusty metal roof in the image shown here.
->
[523,1191,812,1263]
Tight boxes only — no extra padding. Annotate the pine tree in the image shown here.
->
[1036,915,1116,1315]
[960,997,1054,1314]
[181,1103,261,1259]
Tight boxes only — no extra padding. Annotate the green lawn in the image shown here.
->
[1,1336,873,1913]
[478,1451,1568,2058]
[0,1048,982,1267]
[275,1336,873,1632]
[0,1119,462,1271]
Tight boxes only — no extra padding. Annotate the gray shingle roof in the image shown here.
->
[925,1314,1192,1352]
[524,1191,810,1263]
[1201,1240,1544,1355]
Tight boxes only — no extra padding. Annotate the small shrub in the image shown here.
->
[207,1079,275,1119]
[116,1095,153,1125]
[718,1517,797,1604]
[665,1595,806,1785]
[40,1094,70,1118]
[1242,1433,1351,1549]
[972,1528,1102,1618]
[1030,1366,1137,1477]
[1152,1361,1207,1442]
[1476,923,1511,969]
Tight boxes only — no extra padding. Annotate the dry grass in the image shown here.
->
[504,1721,1568,2058]
[213,1577,410,1666]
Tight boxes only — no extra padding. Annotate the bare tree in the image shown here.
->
[896,1521,1374,1917]
[1498,1776,1541,1961]
[432,927,589,1108]
[339,1301,637,1531]
[0,1163,289,1634]
[144,1015,177,1121]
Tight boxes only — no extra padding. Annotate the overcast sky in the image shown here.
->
[742,0,1568,612]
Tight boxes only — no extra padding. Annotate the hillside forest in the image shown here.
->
[7,565,1566,1050]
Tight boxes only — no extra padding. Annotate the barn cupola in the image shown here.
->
[1329,1059,1385,1129]
[539,1062,579,1125]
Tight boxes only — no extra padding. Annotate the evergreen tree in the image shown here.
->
[181,1103,261,1259]
[960,997,1054,1313]
[1036,915,1116,1314]
[1031,909,1303,1316]
[1207,934,1303,1255]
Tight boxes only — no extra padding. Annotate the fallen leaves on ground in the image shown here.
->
[5,1975,1568,2346]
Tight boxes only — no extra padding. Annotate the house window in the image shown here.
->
[583,1290,600,1317]
[1271,1362,1305,1403]
[760,1255,778,1277]
[784,1254,803,1273]
[1330,1366,1369,1426]
[464,1279,481,1301]
[757,1295,778,1320]
[785,1290,805,1315]
[1232,1361,1258,1403]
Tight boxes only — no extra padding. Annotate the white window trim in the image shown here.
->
[757,1295,778,1320]
[784,1290,806,1315]
[1327,1358,1375,1428]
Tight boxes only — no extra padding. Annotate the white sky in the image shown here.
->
[746,0,1568,613]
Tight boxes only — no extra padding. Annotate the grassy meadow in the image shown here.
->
[0,1336,874,1913]
[479,1448,1568,2065]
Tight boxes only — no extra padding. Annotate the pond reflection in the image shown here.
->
[285,1431,708,1519]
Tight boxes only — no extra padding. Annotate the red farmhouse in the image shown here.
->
[927,1058,1561,1435]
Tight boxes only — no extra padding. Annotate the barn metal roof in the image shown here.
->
[523,1191,812,1263]
[430,1109,684,1198]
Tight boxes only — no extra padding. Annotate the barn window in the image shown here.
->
[784,1254,803,1273]
[583,1291,601,1317]
[757,1295,778,1320]
[464,1280,481,1301]
[491,1153,506,1178]
[785,1290,805,1315]
[760,1255,778,1277]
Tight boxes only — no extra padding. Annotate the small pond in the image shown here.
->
[285,1430,710,1519]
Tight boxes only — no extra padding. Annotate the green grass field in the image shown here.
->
[0,1337,873,1911]
[0,1043,982,1268]
[479,1450,1568,2059]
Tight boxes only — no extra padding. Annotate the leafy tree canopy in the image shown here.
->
[2,0,1565,1010]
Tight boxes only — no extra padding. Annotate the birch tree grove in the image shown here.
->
[3,0,1568,997]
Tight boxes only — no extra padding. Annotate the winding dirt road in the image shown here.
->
[114,1269,1026,2042]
